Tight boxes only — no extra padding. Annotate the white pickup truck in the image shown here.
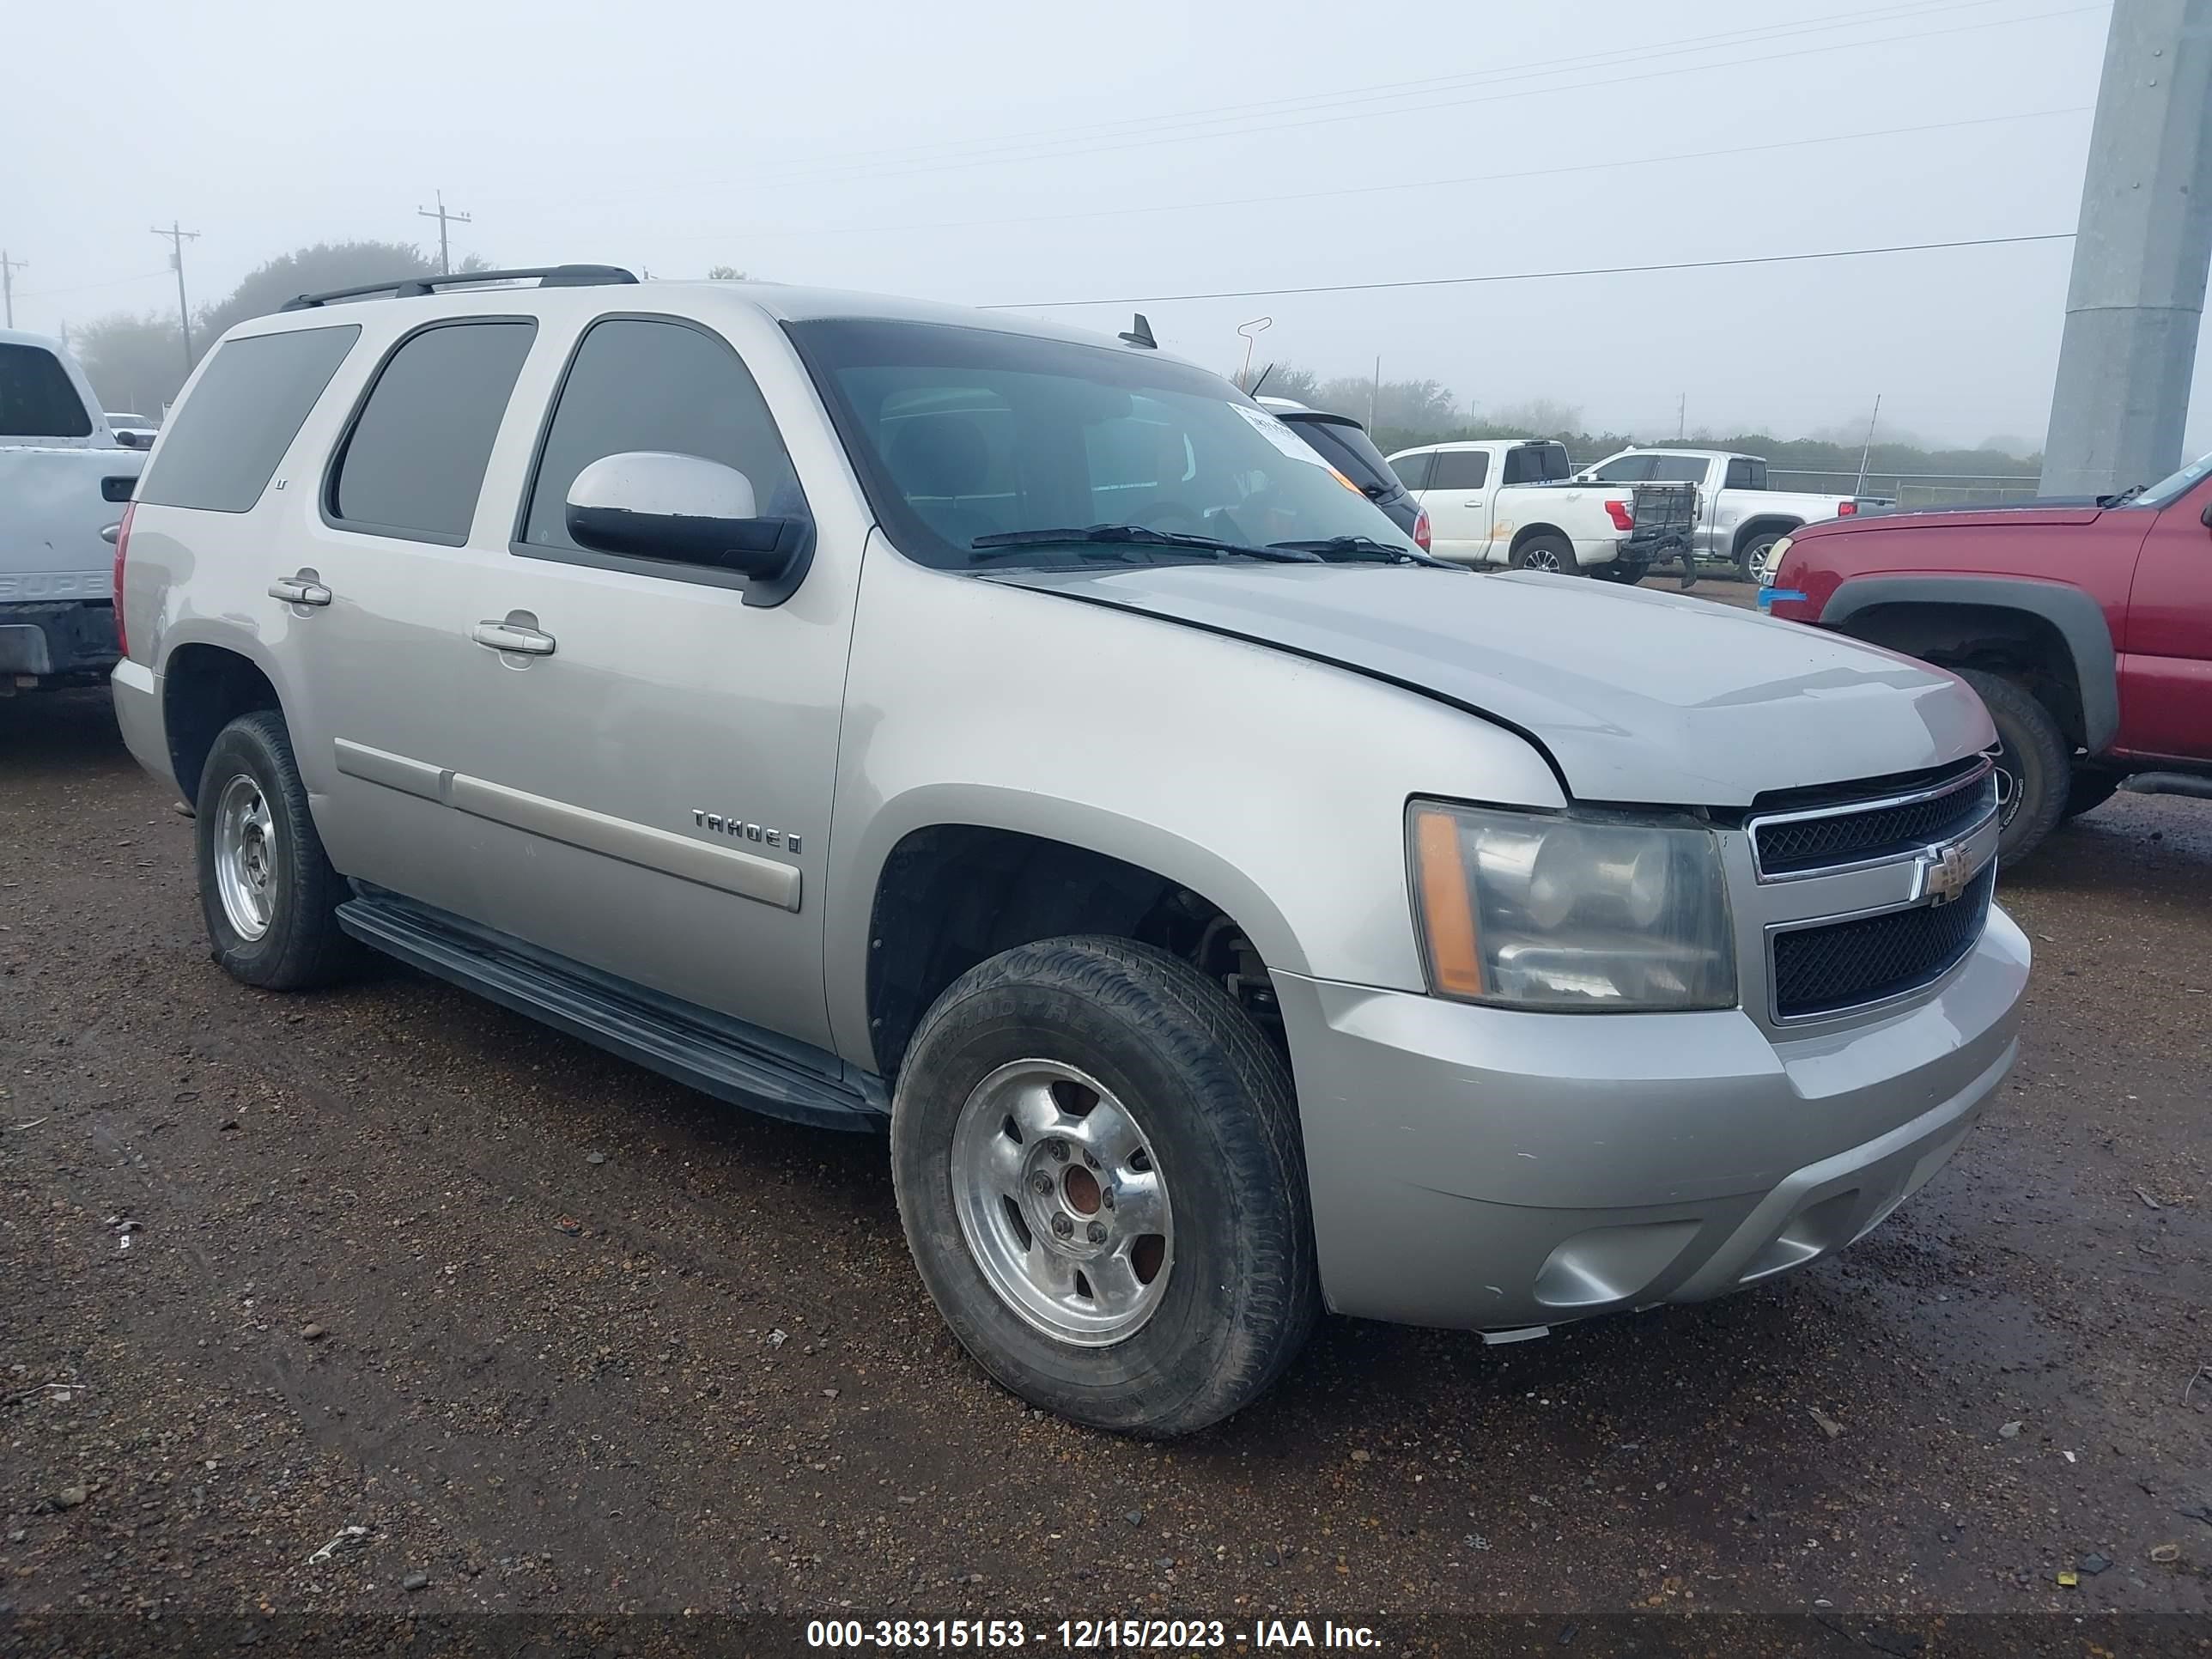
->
[1575,447,1890,578]
[1386,438,1696,580]
[1,328,145,692]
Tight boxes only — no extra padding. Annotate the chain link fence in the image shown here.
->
[1766,470,2040,507]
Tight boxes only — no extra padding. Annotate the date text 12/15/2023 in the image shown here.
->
[805,1618,1382,1650]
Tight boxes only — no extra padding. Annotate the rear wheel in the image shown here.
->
[1510,532,1580,575]
[195,710,360,989]
[890,935,1316,1437]
[1955,668,2069,865]
[1736,527,1790,580]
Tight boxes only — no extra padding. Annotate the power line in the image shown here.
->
[12,268,173,302]
[979,232,2078,311]
[694,0,2002,181]
[150,222,199,372]
[767,0,2018,179]
[547,0,2100,210]
[726,106,2090,243]
[416,190,473,276]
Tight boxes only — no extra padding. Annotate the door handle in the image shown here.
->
[268,578,331,606]
[471,620,556,656]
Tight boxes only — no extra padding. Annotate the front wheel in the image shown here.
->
[1510,532,1581,575]
[890,936,1317,1437]
[1955,668,2069,865]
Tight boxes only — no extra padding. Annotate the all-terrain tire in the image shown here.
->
[890,935,1317,1437]
[195,710,361,989]
[1956,668,2069,866]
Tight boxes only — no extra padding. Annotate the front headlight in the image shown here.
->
[1408,801,1736,1011]
[1757,535,1792,585]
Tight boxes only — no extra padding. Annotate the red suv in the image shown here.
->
[1762,453,2212,863]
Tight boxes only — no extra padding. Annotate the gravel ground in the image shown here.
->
[3,669,2207,1639]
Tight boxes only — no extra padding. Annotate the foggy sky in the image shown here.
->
[8,0,2200,453]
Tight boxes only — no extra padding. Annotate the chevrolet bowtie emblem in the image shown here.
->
[1920,842,1974,906]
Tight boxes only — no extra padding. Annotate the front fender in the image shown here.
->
[823,538,1564,1066]
[1820,574,2118,751]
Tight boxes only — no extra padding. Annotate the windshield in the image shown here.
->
[2135,449,2212,509]
[787,319,1414,568]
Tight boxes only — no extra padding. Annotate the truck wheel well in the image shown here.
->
[1732,516,1802,556]
[1835,601,2085,749]
[866,825,1282,1080]
[163,645,282,801]
[1509,523,1566,553]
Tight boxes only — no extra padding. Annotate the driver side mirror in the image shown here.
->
[2199,501,2212,530]
[566,451,811,606]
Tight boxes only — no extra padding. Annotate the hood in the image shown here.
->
[981,563,1992,806]
[1830,498,2108,531]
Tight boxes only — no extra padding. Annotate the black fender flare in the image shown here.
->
[1732,516,1802,557]
[1819,574,2118,752]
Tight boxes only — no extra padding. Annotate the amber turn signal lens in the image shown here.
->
[1412,806,1485,999]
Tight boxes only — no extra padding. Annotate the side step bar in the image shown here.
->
[336,892,887,1133]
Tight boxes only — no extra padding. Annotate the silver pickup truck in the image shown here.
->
[1577,447,1893,577]
[2,329,145,692]
[112,269,2027,1436]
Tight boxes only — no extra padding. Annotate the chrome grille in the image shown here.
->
[1771,865,1996,1020]
[1752,762,1995,878]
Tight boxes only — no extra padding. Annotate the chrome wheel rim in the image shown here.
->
[213,774,277,942]
[950,1060,1172,1346]
[1525,546,1564,571]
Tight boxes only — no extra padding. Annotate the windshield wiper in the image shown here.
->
[2095,483,2146,507]
[969,525,1321,563]
[1268,536,1458,569]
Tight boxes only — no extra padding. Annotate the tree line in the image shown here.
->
[1245,363,2040,477]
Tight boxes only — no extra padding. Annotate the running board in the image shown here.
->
[336,893,887,1133]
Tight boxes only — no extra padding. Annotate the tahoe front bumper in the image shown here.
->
[1274,905,2027,1332]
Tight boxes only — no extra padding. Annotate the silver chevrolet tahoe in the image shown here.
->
[111,266,2028,1436]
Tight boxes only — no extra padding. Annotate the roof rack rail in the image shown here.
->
[280,264,640,311]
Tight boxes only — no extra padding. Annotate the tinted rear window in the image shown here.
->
[1430,450,1490,489]
[1390,451,1433,491]
[330,320,536,541]
[1502,443,1570,483]
[1288,417,1401,496]
[139,326,360,513]
[0,343,94,439]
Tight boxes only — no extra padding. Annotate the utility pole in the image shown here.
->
[1675,392,1686,440]
[1370,355,1381,428]
[0,249,24,329]
[416,190,472,276]
[2041,0,2212,496]
[1855,393,1884,494]
[151,222,199,372]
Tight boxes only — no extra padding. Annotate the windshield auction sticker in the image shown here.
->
[1228,401,1334,466]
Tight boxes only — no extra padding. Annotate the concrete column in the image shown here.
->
[2040,0,2212,497]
